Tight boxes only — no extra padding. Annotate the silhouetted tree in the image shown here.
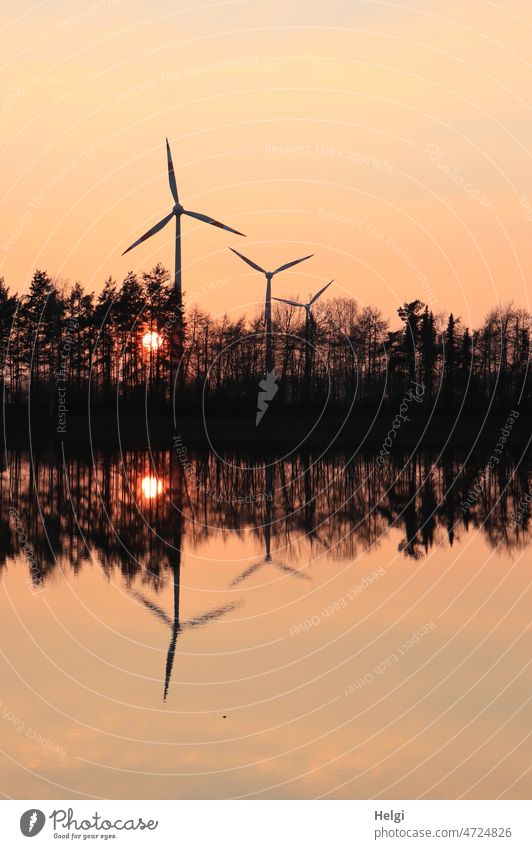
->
[398,299,425,385]
[0,268,529,416]
[420,306,437,403]
[0,278,18,403]
[443,312,458,404]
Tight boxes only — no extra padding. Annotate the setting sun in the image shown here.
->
[142,331,163,351]
[141,476,163,499]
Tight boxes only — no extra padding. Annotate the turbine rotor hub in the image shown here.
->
[173,203,183,214]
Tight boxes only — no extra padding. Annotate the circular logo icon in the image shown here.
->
[20,810,46,837]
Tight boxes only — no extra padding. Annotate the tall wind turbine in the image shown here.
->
[130,577,240,702]
[229,248,313,374]
[122,139,246,385]
[274,280,333,401]
[229,463,311,587]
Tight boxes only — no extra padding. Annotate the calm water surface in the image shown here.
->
[0,448,529,799]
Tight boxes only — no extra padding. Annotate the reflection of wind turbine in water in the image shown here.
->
[229,248,314,374]
[122,139,246,386]
[132,461,240,702]
[130,554,240,702]
[274,280,333,402]
[230,464,311,587]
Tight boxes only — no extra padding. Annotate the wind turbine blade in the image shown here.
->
[274,562,312,581]
[129,590,173,628]
[310,279,334,305]
[121,211,174,256]
[184,210,245,237]
[273,297,303,308]
[165,138,179,204]
[229,561,264,586]
[272,254,314,276]
[181,601,240,630]
[229,247,265,274]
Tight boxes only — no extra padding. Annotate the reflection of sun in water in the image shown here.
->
[142,331,162,351]
[141,476,163,499]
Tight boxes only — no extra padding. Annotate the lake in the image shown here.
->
[0,447,529,799]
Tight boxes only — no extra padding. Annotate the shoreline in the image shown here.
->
[2,411,530,452]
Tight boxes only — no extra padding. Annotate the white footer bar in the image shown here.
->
[1,799,530,848]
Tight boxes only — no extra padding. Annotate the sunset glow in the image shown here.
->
[1,1,531,328]
[142,331,163,351]
[141,476,163,499]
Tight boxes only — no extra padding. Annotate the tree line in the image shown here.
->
[1,265,530,415]
[1,448,529,590]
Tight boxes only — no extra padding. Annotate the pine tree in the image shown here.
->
[443,313,458,405]
[115,272,144,403]
[92,277,118,404]
[397,299,425,385]
[420,307,437,404]
[0,279,18,404]
[22,270,64,405]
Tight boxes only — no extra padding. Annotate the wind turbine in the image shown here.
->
[122,139,246,386]
[229,463,311,587]
[132,457,242,701]
[130,569,240,702]
[229,248,314,374]
[274,280,333,402]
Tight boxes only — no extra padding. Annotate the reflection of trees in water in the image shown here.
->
[0,448,530,589]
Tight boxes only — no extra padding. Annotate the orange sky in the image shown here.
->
[1,0,532,328]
